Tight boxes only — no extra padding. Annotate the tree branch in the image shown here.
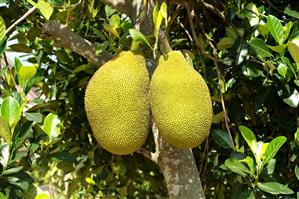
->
[42,20,113,66]
[5,7,36,35]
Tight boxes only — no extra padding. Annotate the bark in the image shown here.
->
[42,1,206,198]
[42,21,113,66]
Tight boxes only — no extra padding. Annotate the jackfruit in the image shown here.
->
[150,51,212,148]
[84,51,150,155]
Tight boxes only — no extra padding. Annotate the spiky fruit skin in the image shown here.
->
[84,51,150,155]
[150,51,213,148]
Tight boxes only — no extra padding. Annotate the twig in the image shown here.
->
[214,59,234,148]
[184,3,224,63]
[5,7,36,35]
[42,21,113,66]
[184,2,234,148]
[198,0,227,24]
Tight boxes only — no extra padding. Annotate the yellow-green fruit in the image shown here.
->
[150,51,213,148]
[84,51,150,155]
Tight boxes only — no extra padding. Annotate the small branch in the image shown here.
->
[184,3,223,63]
[42,21,113,66]
[214,58,235,148]
[198,0,227,24]
[5,7,36,35]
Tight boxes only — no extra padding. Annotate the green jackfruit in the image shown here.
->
[150,51,212,148]
[85,51,150,155]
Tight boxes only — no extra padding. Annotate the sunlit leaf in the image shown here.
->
[42,113,61,141]
[103,24,119,38]
[109,14,120,28]
[288,36,299,64]
[19,65,37,82]
[283,89,299,108]
[27,0,54,20]
[0,116,11,143]
[160,2,168,27]
[0,96,20,127]
[267,15,284,44]
[0,144,9,167]
[239,126,257,152]
[0,16,6,41]
[263,136,286,166]
[129,29,152,49]
[284,6,299,19]
[277,63,288,78]
[295,128,299,146]
[257,182,294,195]
[0,192,8,199]
[85,177,96,185]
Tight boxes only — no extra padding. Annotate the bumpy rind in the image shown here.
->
[150,51,213,148]
[85,51,150,155]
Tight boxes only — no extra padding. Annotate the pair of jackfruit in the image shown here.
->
[84,51,213,155]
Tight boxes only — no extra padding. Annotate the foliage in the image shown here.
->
[0,0,298,198]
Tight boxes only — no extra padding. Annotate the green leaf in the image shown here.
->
[211,129,235,150]
[245,3,259,27]
[42,113,61,141]
[249,38,272,58]
[0,16,6,41]
[263,136,286,166]
[284,21,293,40]
[0,192,7,199]
[109,14,120,28]
[267,44,286,55]
[0,144,9,167]
[267,15,284,44]
[103,24,119,38]
[105,5,116,18]
[225,158,251,177]
[0,96,21,127]
[266,159,276,175]
[217,37,235,50]
[160,2,168,27]
[0,116,11,143]
[35,192,50,199]
[295,165,299,181]
[18,65,37,82]
[9,44,32,53]
[284,6,299,19]
[295,128,299,146]
[283,89,299,108]
[240,156,255,175]
[85,177,96,185]
[0,36,6,56]
[2,166,23,175]
[257,182,294,195]
[288,37,299,63]
[129,29,152,49]
[27,0,54,20]
[24,112,43,123]
[239,126,257,152]
[277,63,288,78]
[258,21,269,37]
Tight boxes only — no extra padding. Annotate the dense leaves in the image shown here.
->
[0,0,299,198]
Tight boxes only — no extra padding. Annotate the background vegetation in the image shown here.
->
[0,0,299,198]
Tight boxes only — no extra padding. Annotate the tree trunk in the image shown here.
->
[150,125,206,199]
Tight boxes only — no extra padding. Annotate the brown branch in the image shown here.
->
[42,21,113,66]
[198,0,227,24]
